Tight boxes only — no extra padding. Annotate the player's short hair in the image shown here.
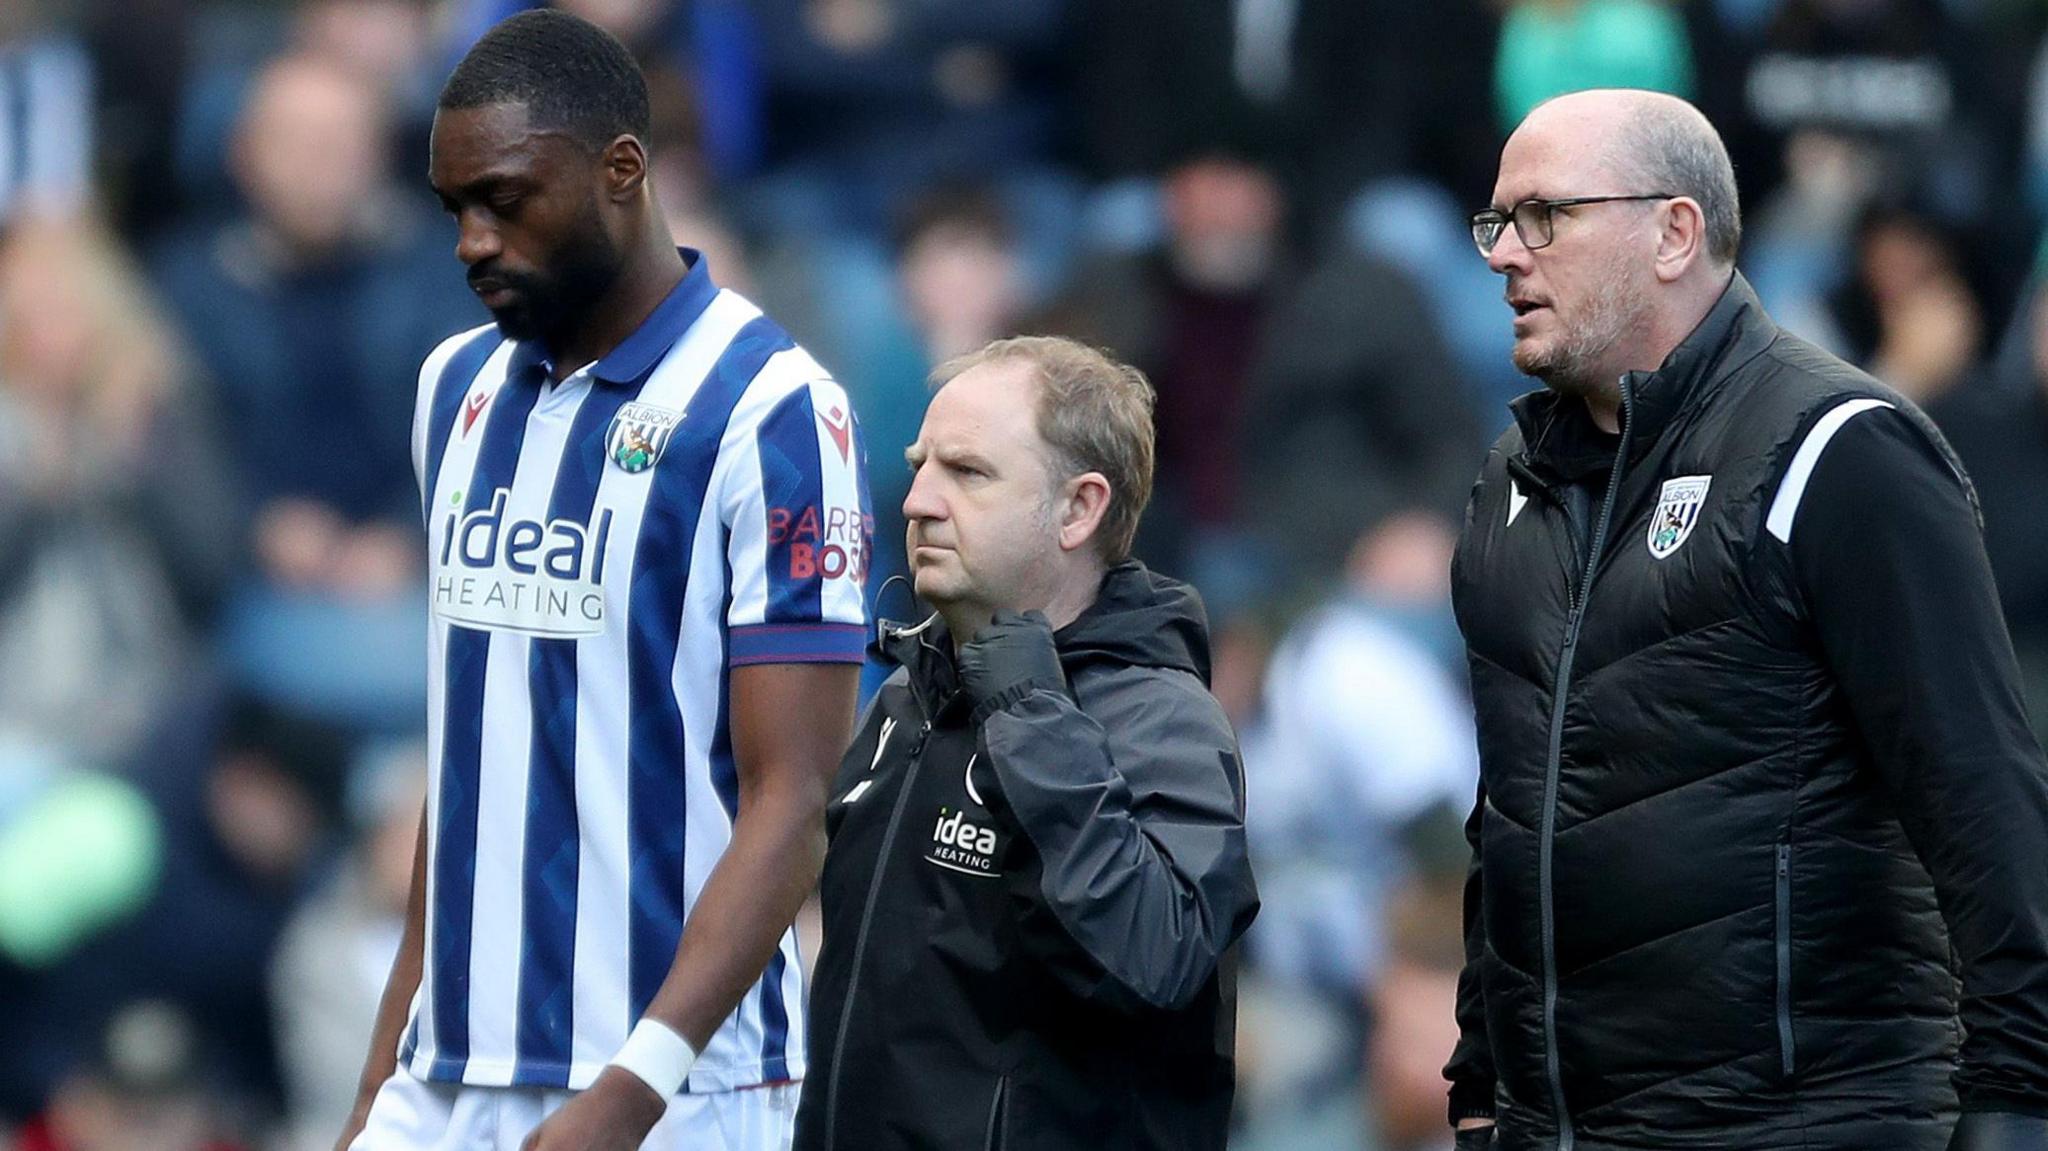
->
[931,336,1157,564]
[438,9,650,152]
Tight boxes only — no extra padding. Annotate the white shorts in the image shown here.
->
[350,1069,799,1151]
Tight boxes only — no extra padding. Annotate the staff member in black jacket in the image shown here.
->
[792,335,1258,1151]
[1447,88,2048,1151]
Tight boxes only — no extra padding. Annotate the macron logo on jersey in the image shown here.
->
[462,389,491,435]
[818,403,851,463]
[432,488,613,637]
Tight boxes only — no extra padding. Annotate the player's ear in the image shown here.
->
[1057,472,1112,554]
[602,135,647,201]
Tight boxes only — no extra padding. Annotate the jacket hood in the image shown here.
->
[1056,561,1213,683]
[878,562,1214,712]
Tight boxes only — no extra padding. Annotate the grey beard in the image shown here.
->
[1519,279,1644,406]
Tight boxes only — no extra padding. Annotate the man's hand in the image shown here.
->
[958,610,1068,722]
[519,1067,667,1151]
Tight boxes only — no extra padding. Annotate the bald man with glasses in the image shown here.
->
[1443,88,2048,1151]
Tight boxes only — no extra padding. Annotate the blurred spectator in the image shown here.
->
[14,1001,249,1151]
[1738,129,1869,351]
[1073,0,1487,237]
[0,691,352,1120]
[1493,0,1696,131]
[83,0,191,242]
[1238,249,1482,588]
[120,0,442,240]
[1038,154,1289,597]
[0,212,237,766]
[1931,288,2048,745]
[1745,0,1961,155]
[1232,515,1477,1150]
[1739,0,2013,231]
[1232,972,1369,1151]
[1346,178,1529,428]
[154,2,439,232]
[878,186,1026,497]
[742,0,1077,292]
[1730,0,2036,356]
[294,0,443,167]
[1209,613,1275,734]
[149,53,477,730]
[270,743,422,1151]
[664,198,750,280]
[1828,203,1985,403]
[1340,511,1465,666]
[897,189,1028,368]
[294,0,437,100]
[1044,155,1481,598]
[746,0,1064,207]
[0,23,93,229]
[1363,871,1466,1151]
[1240,517,1477,1002]
[0,211,229,1065]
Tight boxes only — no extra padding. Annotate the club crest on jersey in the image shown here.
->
[607,402,683,473]
[1648,475,1712,559]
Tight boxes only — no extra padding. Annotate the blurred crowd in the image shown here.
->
[3,1,2048,1149]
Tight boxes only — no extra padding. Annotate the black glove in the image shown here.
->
[1950,1112,2048,1151]
[1453,1124,1497,1151]
[958,610,1068,723]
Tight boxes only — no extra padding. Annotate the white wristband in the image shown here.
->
[608,1019,697,1098]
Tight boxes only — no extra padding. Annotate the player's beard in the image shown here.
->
[486,197,622,346]
[1515,251,1647,409]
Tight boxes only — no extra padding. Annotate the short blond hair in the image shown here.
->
[931,336,1156,563]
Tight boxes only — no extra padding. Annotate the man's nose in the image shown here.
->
[1486,223,1532,277]
[902,463,944,522]
[456,208,503,267]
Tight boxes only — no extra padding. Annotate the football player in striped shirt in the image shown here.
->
[335,11,871,1151]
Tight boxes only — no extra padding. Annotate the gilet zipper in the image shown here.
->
[1538,378,1635,1151]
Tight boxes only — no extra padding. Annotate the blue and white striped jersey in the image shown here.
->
[400,251,872,1093]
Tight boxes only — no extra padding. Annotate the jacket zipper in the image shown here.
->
[1539,378,1635,1151]
[821,717,934,1151]
[1776,842,1796,1077]
[982,1074,1010,1151]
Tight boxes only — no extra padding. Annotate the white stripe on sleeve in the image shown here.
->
[1765,397,1895,544]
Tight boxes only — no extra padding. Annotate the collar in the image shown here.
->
[879,614,968,721]
[1511,271,1776,482]
[515,248,722,384]
[874,564,1159,719]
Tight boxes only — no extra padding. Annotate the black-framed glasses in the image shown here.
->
[1470,194,1676,255]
